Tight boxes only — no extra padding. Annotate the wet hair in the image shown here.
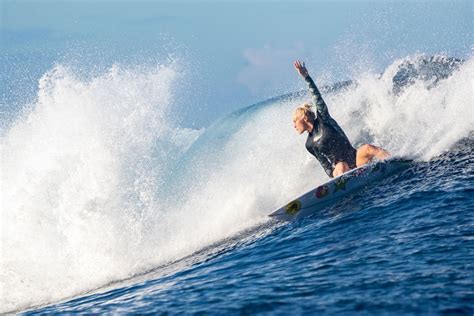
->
[294,103,316,122]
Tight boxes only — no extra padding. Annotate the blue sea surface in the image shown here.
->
[26,137,474,315]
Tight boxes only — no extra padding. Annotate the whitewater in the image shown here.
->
[1,54,473,314]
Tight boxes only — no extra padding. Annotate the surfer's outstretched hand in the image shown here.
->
[294,60,309,78]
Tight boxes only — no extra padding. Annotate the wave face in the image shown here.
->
[1,54,473,312]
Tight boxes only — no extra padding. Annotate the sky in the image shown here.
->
[1,0,472,127]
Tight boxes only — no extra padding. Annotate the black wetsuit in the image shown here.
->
[304,76,357,177]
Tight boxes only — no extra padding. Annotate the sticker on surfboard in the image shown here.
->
[269,158,411,221]
[315,185,329,198]
[285,200,302,214]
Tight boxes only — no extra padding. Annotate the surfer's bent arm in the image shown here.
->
[317,153,335,178]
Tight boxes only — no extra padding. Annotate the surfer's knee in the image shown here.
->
[332,162,350,177]
[357,144,390,167]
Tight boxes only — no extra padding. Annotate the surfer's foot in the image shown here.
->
[332,161,351,177]
[356,144,390,167]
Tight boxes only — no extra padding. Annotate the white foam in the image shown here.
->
[1,54,472,312]
[0,62,203,312]
[325,54,474,160]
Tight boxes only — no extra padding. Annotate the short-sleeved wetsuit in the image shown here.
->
[304,75,357,177]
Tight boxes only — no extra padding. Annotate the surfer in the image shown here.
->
[293,60,390,178]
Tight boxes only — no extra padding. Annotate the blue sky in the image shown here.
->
[2,0,472,127]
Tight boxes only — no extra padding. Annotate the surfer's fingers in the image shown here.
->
[294,61,302,71]
[295,60,303,70]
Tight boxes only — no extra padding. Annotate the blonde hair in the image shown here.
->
[293,103,316,121]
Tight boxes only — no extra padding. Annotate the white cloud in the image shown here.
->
[236,42,312,95]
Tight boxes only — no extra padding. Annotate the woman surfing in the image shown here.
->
[293,60,390,178]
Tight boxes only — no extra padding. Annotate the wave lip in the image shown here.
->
[391,55,464,94]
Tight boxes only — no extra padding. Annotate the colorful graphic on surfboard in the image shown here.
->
[269,158,411,221]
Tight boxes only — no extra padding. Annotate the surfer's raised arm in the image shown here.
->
[294,60,330,121]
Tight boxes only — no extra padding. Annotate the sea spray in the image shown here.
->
[325,54,474,160]
[1,54,473,312]
[1,62,202,312]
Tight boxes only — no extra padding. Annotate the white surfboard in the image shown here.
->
[269,158,411,221]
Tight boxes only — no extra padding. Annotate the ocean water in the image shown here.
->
[1,55,473,314]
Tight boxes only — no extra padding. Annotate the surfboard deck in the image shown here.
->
[269,158,411,221]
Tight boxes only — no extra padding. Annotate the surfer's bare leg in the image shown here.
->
[356,144,390,167]
[332,161,351,177]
